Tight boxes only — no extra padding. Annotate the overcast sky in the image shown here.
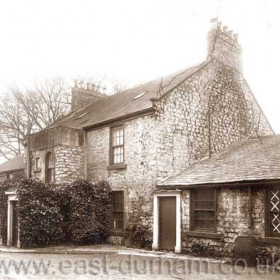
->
[0,0,279,132]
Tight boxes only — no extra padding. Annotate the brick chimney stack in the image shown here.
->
[71,81,107,111]
[207,20,242,71]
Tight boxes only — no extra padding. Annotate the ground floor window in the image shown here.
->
[111,191,124,231]
[191,188,216,232]
[266,186,280,237]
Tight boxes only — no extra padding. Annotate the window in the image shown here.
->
[35,157,40,171]
[266,186,280,238]
[110,125,124,165]
[111,191,124,231]
[191,189,216,232]
[45,152,55,183]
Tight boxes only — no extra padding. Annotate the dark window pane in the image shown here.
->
[111,126,124,164]
[112,191,124,230]
[192,189,216,231]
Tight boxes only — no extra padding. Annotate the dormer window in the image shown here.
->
[45,152,55,183]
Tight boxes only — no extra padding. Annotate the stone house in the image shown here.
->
[20,21,278,256]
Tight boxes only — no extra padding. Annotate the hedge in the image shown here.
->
[4,178,112,248]
[68,180,111,244]
[17,179,64,247]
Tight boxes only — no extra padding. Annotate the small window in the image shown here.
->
[111,191,124,230]
[35,157,40,171]
[266,186,280,238]
[110,125,124,165]
[191,189,216,232]
[45,152,55,183]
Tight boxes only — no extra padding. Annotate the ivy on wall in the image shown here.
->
[125,197,153,249]
[68,179,112,244]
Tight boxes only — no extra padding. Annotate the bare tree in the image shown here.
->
[0,78,71,160]
[0,77,127,161]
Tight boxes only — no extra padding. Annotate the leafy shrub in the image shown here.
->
[125,223,152,249]
[125,197,153,249]
[68,179,111,244]
[17,179,64,247]
[2,178,111,248]
[191,241,204,255]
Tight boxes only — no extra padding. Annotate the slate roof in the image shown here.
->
[0,155,24,174]
[159,135,280,187]
[46,61,209,130]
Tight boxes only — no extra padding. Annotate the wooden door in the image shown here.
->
[12,201,18,247]
[159,196,176,250]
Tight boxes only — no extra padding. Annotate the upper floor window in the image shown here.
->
[266,186,280,238]
[191,188,216,232]
[45,152,55,183]
[110,125,124,165]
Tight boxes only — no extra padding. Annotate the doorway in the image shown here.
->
[159,196,176,250]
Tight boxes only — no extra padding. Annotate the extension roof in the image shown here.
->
[46,61,209,130]
[0,155,24,174]
[158,135,280,187]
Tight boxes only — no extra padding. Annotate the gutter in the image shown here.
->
[158,178,280,189]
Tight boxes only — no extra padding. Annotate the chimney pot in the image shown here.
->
[233,33,239,41]
[228,30,233,36]
[223,26,228,32]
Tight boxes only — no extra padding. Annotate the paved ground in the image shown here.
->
[0,246,279,279]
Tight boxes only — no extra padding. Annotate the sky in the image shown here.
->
[0,0,279,132]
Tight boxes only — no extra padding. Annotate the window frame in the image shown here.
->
[109,125,125,166]
[34,157,41,172]
[265,185,280,239]
[111,191,124,232]
[190,188,217,233]
[45,152,55,184]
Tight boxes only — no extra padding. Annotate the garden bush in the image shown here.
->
[17,179,64,247]
[125,197,153,249]
[1,178,111,248]
[68,179,111,244]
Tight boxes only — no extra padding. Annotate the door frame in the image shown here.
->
[152,190,181,253]
[5,190,18,247]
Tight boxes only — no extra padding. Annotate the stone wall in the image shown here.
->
[154,59,273,182]
[55,145,85,183]
[29,127,85,183]
[30,145,85,183]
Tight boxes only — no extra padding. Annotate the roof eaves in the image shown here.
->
[159,178,280,189]
[0,168,24,175]
[83,107,155,130]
